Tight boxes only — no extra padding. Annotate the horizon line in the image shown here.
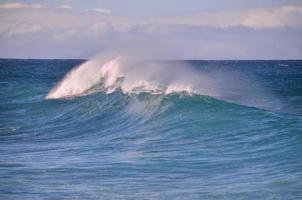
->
[1,57,302,61]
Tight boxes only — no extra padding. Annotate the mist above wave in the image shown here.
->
[46,55,281,110]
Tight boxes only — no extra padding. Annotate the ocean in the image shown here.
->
[0,58,302,199]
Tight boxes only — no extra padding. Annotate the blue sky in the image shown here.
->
[0,0,301,59]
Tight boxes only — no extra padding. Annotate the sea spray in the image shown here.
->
[46,55,281,110]
[46,56,205,99]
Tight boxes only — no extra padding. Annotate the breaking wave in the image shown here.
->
[1,58,302,199]
[46,55,281,111]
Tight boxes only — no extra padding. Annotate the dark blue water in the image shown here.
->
[1,59,302,199]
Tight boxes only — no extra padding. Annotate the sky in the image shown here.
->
[0,0,301,59]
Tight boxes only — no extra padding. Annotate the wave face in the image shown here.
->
[1,59,302,199]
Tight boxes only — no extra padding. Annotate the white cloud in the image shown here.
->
[4,24,42,38]
[92,7,111,14]
[0,2,44,9]
[242,5,302,28]
[59,5,72,10]
[154,5,302,28]
[0,3,301,59]
[0,3,301,28]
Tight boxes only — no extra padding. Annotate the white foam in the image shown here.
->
[46,56,203,99]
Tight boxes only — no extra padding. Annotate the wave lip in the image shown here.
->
[46,57,120,99]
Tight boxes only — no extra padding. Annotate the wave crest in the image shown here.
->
[46,56,208,99]
[46,55,281,111]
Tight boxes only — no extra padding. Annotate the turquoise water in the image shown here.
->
[0,59,302,199]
